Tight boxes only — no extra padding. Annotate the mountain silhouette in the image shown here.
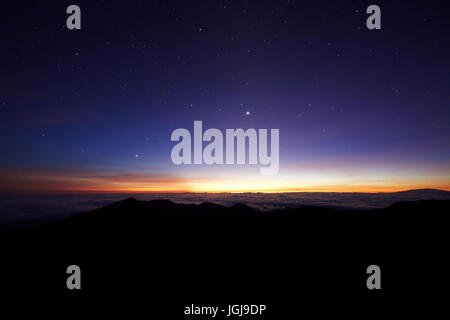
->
[2,188,450,230]
[48,197,449,238]
[1,198,449,313]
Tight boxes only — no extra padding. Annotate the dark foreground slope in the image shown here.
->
[1,199,449,317]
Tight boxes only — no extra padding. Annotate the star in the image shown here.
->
[245,111,251,116]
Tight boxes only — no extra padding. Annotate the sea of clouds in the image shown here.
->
[1,190,449,228]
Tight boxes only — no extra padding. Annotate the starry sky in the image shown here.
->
[0,0,449,193]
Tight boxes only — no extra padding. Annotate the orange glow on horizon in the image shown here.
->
[1,166,449,194]
[3,181,449,194]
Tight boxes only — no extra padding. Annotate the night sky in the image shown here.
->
[1,0,449,193]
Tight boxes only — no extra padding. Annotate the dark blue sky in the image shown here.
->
[1,0,449,192]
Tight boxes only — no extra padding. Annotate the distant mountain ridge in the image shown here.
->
[394,188,450,194]
[2,197,449,301]
[51,197,450,236]
[2,188,450,229]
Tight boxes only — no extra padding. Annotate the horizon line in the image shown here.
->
[0,187,449,195]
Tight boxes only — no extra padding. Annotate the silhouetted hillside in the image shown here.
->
[1,198,448,312]
[50,198,450,238]
[2,189,450,229]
